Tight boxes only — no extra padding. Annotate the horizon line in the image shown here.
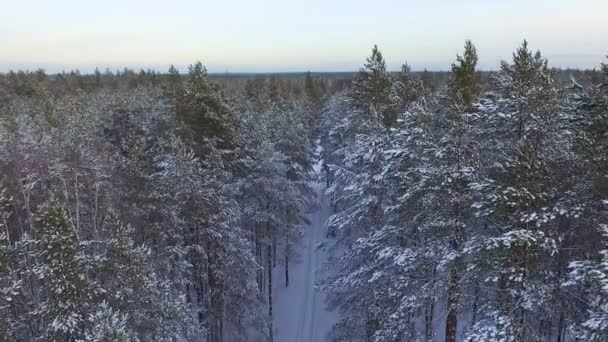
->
[0,66,601,76]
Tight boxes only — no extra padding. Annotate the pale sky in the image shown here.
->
[1,0,607,73]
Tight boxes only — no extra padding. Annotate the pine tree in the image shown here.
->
[420,68,435,92]
[450,40,480,109]
[571,55,608,181]
[150,135,230,341]
[304,71,320,107]
[436,107,477,342]
[96,215,182,340]
[465,42,563,341]
[0,186,21,341]
[93,68,102,87]
[564,55,608,341]
[388,62,423,113]
[83,302,134,342]
[322,89,391,339]
[167,64,182,98]
[35,203,95,341]
[494,40,556,141]
[350,45,394,127]
[177,61,238,152]
[304,71,323,127]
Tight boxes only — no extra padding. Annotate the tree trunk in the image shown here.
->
[273,236,277,268]
[425,267,436,340]
[255,227,263,293]
[219,314,224,342]
[285,235,290,287]
[497,274,509,313]
[445,267,460,342]
[557,306,565,342]
[425,300,434,340]
[471,280,480,326]
[267,242,273,342]
[285,253,289,287]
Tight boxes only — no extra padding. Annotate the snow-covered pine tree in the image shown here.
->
[95,214,184,340]
[167,62,262,341]
[150,134,231,341]
[177,61,238,153]
[322,66,392,339]
[34,203,96,341]
[304,71,323,118]
[438,107,478,342]
[0,186,22,341]
[360,99,435,341]
[386,62,423,116]
[232,76,317,340]
[83,301,133,342]
[493,40,557,142]
[563,55,608,341]
[465,41,564,341]
[167,65,183,112]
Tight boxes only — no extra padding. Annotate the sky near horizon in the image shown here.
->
[1,0,607,73]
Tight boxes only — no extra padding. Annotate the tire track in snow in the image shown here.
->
[298,202,317,342]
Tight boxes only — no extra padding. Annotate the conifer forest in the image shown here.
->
[1,40,608,342]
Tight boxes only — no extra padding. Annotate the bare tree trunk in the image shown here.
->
[74,173,80,234]
[285,243,289,287]
[273,236,277,268]
[255,229,263,293]
[219,316,224,342]
[557,306,565,342]
[365,302,372,342]
[266,198,274,342]
[268,242,273,342]
[425,267,436,340]
[93,182,99,239]
[471,280,480,325]
[425,299,434,340]
[498,274,509,314]
[445,267,460,342]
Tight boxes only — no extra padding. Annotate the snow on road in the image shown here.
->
[273,142,339,342]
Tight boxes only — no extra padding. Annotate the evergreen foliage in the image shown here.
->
[1,43,608,342]
[450,40,480,109]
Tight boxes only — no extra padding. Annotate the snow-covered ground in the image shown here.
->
[273,142,339,342]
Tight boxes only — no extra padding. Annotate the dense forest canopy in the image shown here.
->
[0,40,607,342]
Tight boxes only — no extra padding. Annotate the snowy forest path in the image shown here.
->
[273,141,339,342]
